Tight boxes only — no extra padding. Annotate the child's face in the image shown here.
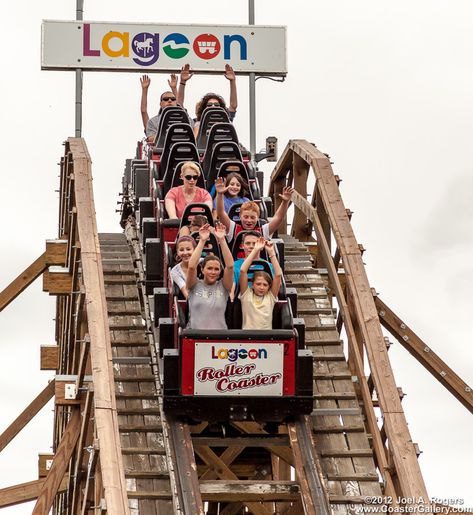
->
[176,241,194,262]
[240,210,258,230]
[253,276,270,296]
[242,235,258,256]
[227,178,242,197]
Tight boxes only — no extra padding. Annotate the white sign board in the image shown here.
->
[194,342,283,396]
[41,21,287,75]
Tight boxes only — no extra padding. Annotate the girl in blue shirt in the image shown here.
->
[212,172,250,214]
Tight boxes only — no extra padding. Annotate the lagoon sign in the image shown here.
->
[41,20,287,75]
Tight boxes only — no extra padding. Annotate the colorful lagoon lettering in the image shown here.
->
[83,24,248,66]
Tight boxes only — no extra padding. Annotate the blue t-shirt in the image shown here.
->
[233,258,274,286]
[213,195,250,213]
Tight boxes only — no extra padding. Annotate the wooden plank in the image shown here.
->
[0,252,47,312]
[69,137,129,514]
[375,295,473,414]
[200,480,300,502]
[43,266,73,295]
[45,239,68,266]
[32,408,81,514]
[38,453,54,478]
[0,380,55,453]
[40,345,59,370]
[0,477,68,508]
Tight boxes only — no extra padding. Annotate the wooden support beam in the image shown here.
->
[0,380,55,453]
[375,295,473,414]
[0,477,68,509]
[195,446,272,515]
[70,389,94,514]
[33,408,81,515]
[0,252,47,312]
[200,480,300,502]
[231,422,295,467]
[284,139,428,502]
[69,137,129,514]
[40,345,59,370]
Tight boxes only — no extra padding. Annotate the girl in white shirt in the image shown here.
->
[239,237,283,330]
[170,236,197,299]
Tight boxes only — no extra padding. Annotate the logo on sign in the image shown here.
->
[211,345,267,362]
[83,24,248,67]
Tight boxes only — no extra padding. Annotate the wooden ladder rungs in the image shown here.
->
[314,392,357,400]
[313,425,365,433]
[117,407,160,415]
[119,424,163,433]
[313,372,353,380]
[114,375,155,382]
[121,447,166,455]
[320,449,373,458]
[125,470,169,479]
[326,473,379,482]
[115,392,158,399]
[312,354,346,361]
[306,339,343,346]
[126,491,173,500]
[329,495,376,504]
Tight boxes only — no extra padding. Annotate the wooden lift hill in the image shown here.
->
[0,138,472,514]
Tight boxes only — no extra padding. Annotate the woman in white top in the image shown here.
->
[239,237,282,330]
[186,222,234,330]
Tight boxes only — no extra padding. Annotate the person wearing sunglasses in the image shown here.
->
[164,162,213,219]
[173,63,238,136]
[142,65,194,141]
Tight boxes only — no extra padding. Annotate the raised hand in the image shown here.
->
[140,75,151,89]
[215,177,229,195]
[199,223,211,242]
[180,63,194,83]
[255,236,266,252]
[279,186,294,202]
[265,240,275,252]
[168,73,177,90]
[224,64,236,81]
[211,221,227,241]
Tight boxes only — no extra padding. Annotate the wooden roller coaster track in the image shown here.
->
[0,138,471,514]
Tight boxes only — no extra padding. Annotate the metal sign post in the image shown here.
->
[75,0,83,137]
[249,0,256,161]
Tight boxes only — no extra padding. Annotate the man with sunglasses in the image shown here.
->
[144,65,194,141]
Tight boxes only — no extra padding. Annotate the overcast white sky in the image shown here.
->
[1,1,472,512]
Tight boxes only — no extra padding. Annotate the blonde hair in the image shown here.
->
[181,161,201,177]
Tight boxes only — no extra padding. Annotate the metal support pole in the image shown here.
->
[249,0,256,160]
[75,0,84,137]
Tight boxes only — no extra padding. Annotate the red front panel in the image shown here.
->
[181,338,296,397]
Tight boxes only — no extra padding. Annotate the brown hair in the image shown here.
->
[175,236,197,262]
[252,271,273,287]
[189,215,208,228]
[225,172,249,198]
[201,255,222,270]
[240,201,260,217]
